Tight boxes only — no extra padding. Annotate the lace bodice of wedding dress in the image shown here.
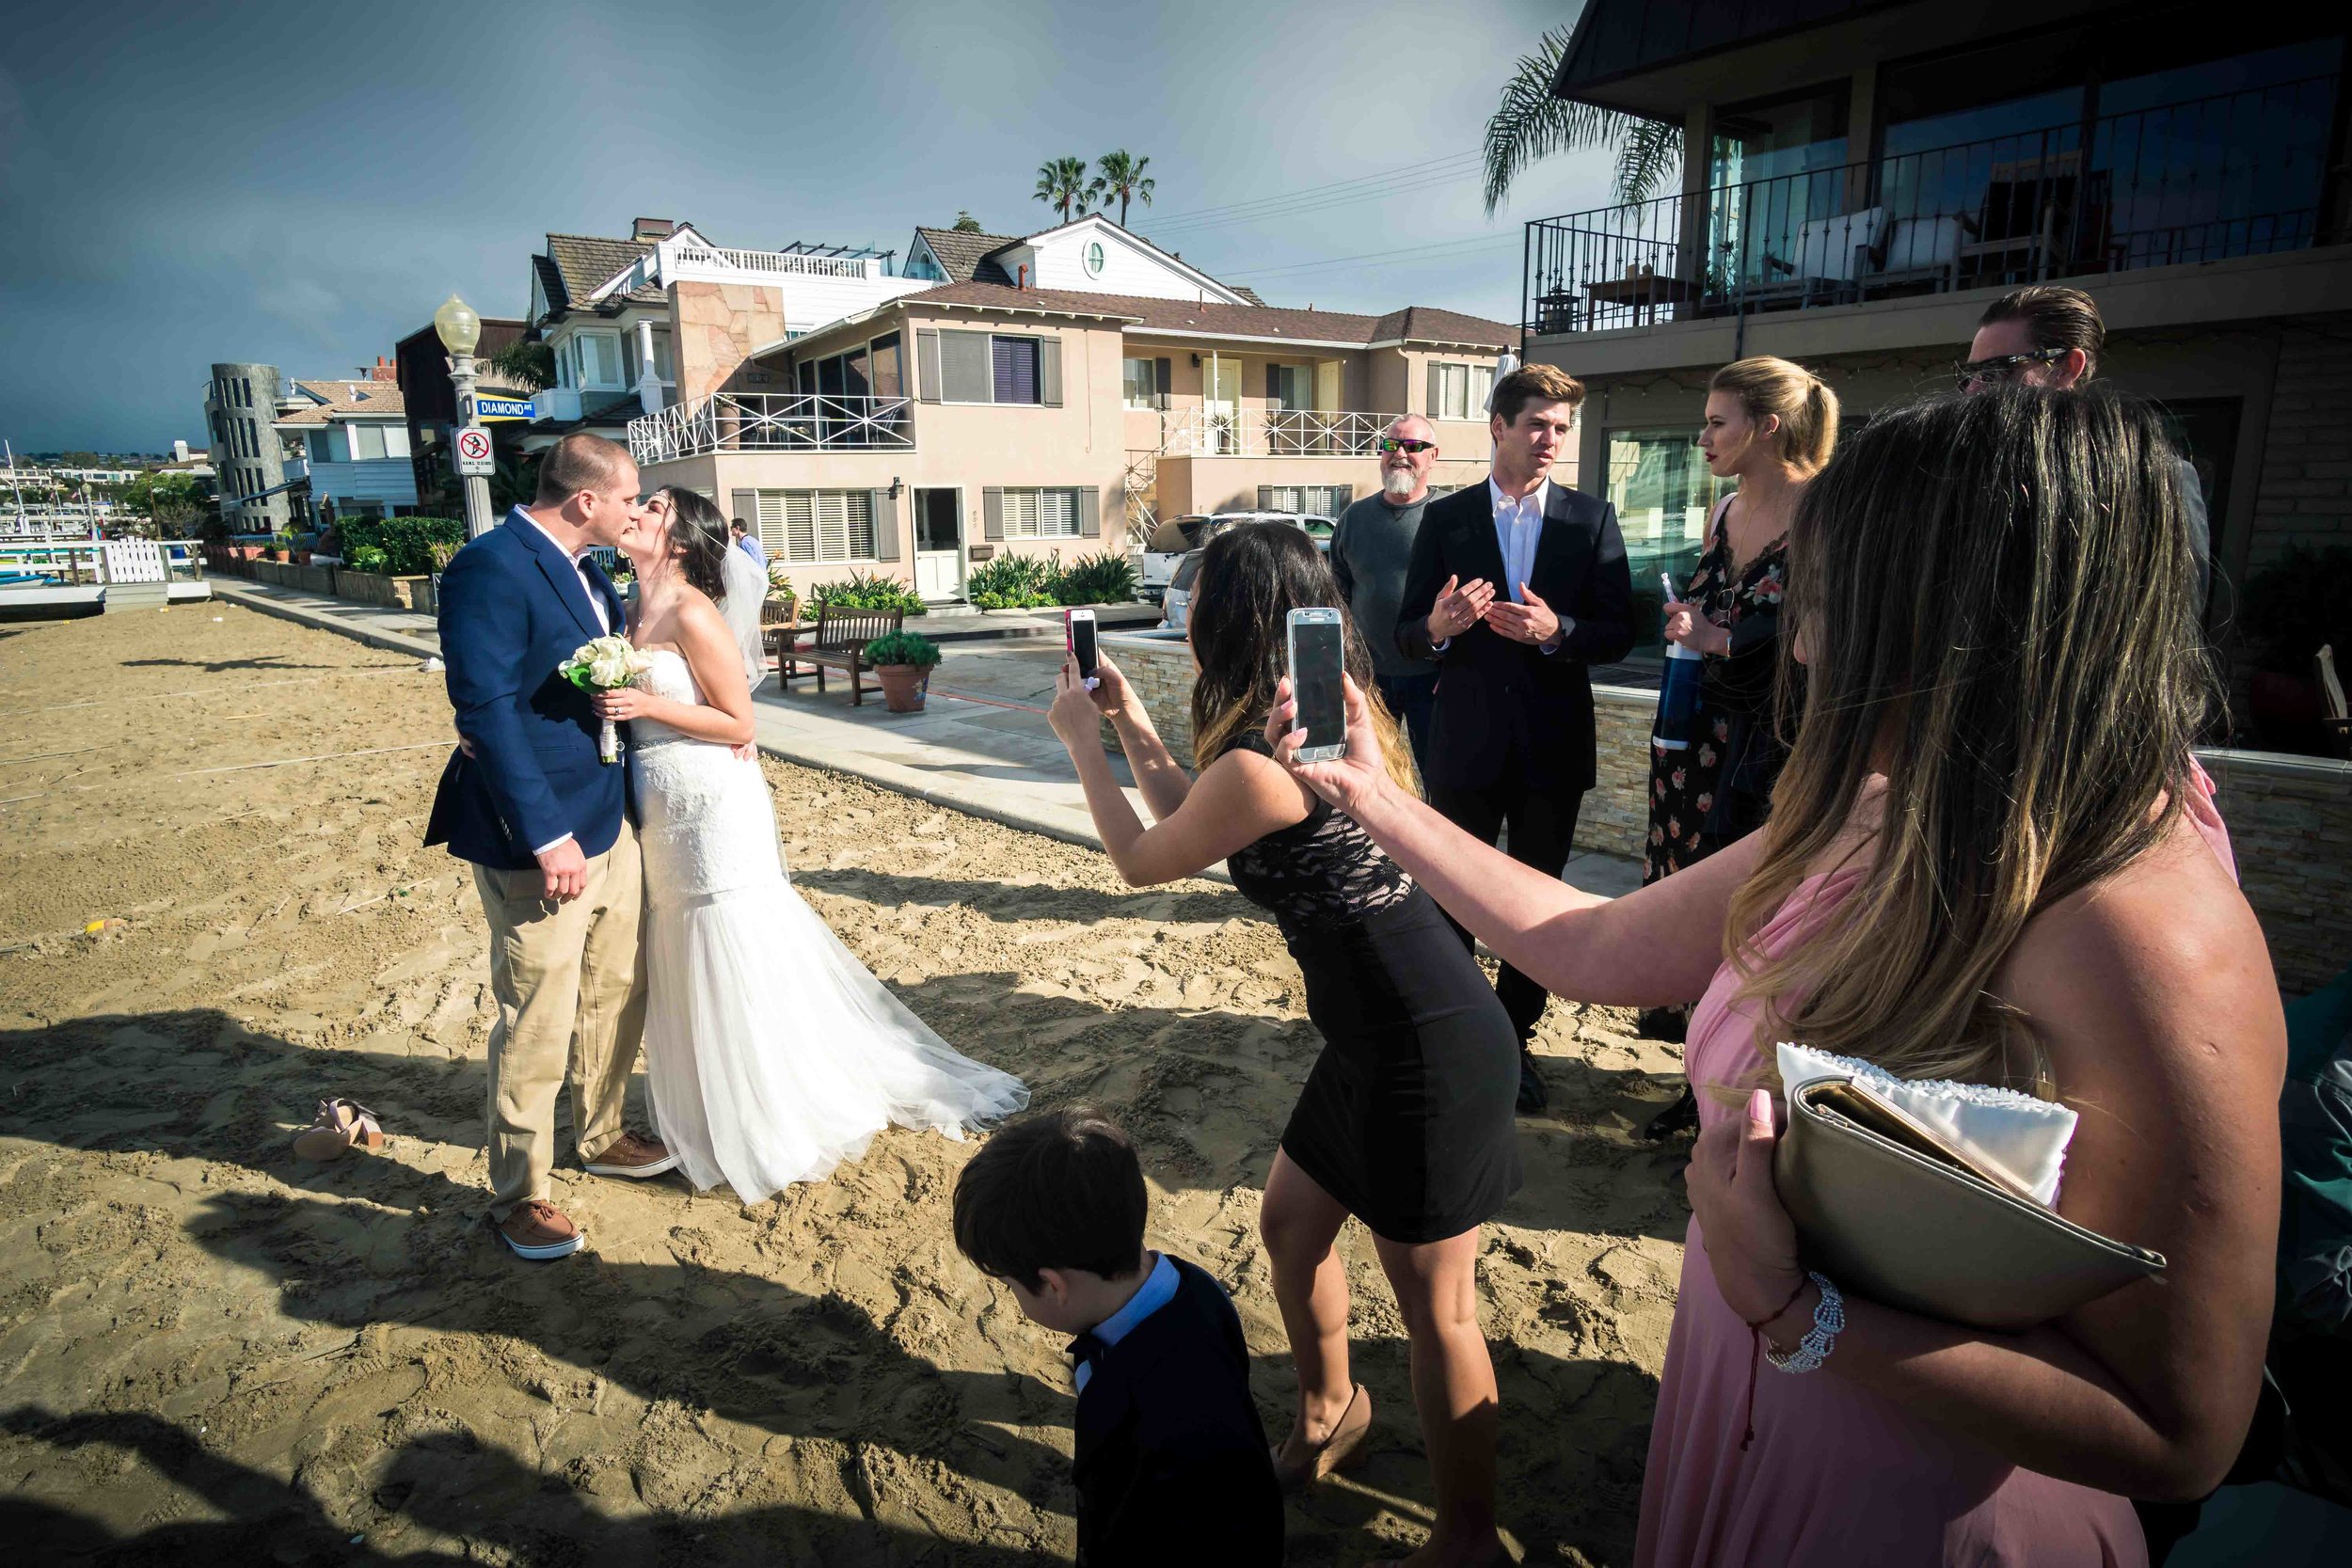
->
[628,648,779,904]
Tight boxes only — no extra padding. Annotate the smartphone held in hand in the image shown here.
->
[1067,608,1099,689]
[1285,607,1347,763]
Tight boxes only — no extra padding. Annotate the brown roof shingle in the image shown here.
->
[897,282,1512,348]
[913,226,1027,283]
[541,232,667,314]
[276,381,408,426]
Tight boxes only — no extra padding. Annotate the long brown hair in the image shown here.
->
[654,485,733,600]
[1187,523,1417,795]
[1729,385,2213,1094]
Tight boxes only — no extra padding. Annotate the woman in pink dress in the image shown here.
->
[1268,384,2284,1566]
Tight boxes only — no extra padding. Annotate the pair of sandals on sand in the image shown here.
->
[292,1098,385,1161]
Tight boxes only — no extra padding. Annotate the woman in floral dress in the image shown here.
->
[1641,357,1837,1134]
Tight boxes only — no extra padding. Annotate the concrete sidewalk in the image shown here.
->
[212,578,1644,894]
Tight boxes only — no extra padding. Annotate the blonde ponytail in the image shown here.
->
[1711,356,1839,475]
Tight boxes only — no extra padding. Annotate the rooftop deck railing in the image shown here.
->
[1524,74,2341,337]
[628,392,914,465]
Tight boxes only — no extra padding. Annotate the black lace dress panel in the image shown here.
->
[1223,733,1520,1243]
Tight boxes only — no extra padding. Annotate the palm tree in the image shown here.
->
[1033,157,1095,224]
[484,338,555,392]
[1089,150,1155,228]
[1482,24,1682,214]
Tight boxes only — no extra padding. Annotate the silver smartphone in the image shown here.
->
[1285,607,1347,763]
[1067,607,1098,690]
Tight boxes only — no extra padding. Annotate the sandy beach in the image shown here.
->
[0,604,1693,1564]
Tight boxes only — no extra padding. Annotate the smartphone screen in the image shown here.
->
[1070,613,1099,680]
[1290,617,1346,752]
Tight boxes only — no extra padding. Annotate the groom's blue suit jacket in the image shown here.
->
[425,509,633,871]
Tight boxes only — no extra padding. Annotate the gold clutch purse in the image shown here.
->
[1773,1074,2166,1331]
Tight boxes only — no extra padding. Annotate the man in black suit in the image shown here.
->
[1396,363,1635,1110]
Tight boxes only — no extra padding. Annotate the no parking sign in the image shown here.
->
[455,425,494,477]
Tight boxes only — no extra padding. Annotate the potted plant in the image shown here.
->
[864,630,943,713]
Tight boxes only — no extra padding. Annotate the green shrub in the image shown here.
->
[347,545,389,575]
[863,629,944,669]
[809,567,928,616]
[1052,549,1138,606]
[337,516,467,576]
[965,552,1059,609]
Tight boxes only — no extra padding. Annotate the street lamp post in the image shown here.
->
[434,293,495,540]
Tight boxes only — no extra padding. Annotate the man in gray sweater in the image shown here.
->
[1330,414,1442,782]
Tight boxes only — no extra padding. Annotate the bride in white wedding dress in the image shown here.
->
[590,487,1028,1203]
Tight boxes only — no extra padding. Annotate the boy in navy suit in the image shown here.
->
[952,1108,1282,1566]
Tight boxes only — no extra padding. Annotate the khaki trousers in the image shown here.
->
[473,822,647,1219]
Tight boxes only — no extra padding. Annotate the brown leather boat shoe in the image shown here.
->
[498,1199,584,1260]
[583,1130,680,1180]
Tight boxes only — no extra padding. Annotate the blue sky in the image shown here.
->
[0,0,1620,453]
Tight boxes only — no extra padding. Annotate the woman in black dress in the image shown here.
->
[1046,522,1519,1568]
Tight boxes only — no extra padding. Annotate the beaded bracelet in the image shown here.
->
[1766,1271,1847,1375]
[1738,1273,1812,1451]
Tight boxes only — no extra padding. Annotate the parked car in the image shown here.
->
[1135,511,1331,603]
[1160,522,1332,632]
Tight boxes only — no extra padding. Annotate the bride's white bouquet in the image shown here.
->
[561,634,650,764]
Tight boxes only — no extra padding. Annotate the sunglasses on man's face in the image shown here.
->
[1377,438,1437,455]
[1953,346,2068,392]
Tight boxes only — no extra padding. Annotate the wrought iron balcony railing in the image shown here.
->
[1523,74,2340,337]
[629,393,914,464]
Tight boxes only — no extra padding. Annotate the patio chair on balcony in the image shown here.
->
[1858,213,1976,298]
[1745,208,1883,312]
[1957,152,2080,285]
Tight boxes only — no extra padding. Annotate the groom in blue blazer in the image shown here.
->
[425,432,676,1260]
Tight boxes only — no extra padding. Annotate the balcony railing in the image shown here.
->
[1524,74,2341,336]
[1158,407,1413,458]
[629,392,914,464]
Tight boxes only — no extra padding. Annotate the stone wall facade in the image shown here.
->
[2246,315,2352,576]
[1100,633,1197,768]
[2200,750,2352,994]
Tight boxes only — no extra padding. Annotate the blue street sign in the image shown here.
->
[474,396,535,420]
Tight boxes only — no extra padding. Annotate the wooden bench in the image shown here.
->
[780,605,904,706]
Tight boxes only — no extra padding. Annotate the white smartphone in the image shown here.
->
[1285,607,1347,763]
[1067,608,1099,690]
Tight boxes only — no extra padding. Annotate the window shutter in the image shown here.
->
[983,486,1005,541]
[1041,334,1063,406]
[1258,485,1277,510]
[915,330,939,402]
[1265,364,1280,401]
[1076,486,1099,537]
[1426,362,1440,418]
[1329,483,1353,510]
[1154,357,1171,397]
[782,492,817,562]
[731,490,757,545]
[941,329,993,403]
[871,490,899,560]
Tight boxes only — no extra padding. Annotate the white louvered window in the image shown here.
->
[1002,486,1078,538]
[756,489,876,563]
[1434,362,1473,421]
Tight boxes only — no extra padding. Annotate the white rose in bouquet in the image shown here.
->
[560,635,652,764]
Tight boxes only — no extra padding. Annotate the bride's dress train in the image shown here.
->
[628,649,1027,1201]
